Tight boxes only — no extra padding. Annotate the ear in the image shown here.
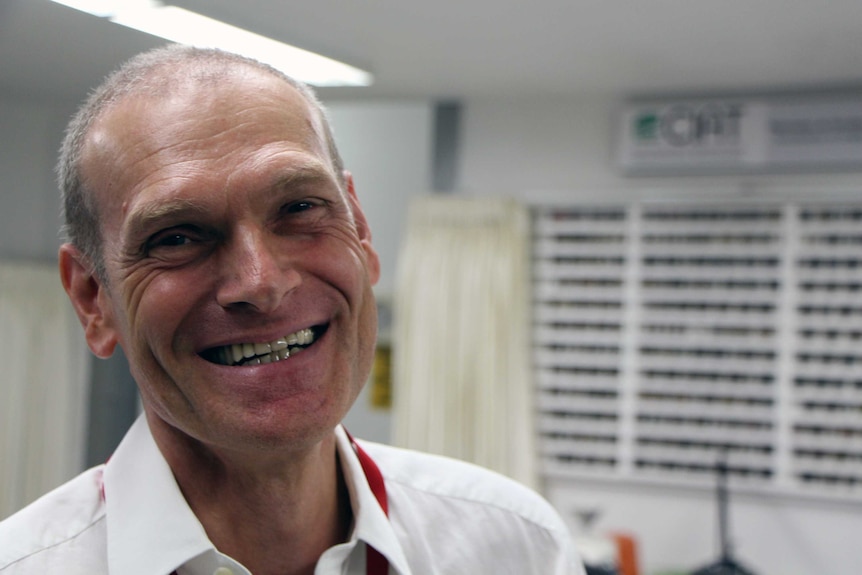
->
[58,244,119,358]
[343,171,380,286]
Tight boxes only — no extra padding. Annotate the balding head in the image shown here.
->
[58,45,344,281]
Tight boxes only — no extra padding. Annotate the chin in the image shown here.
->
[212,401,347,453]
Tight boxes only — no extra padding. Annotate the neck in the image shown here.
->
[147,413,353,575]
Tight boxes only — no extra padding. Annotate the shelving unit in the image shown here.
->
[533,198,862,500]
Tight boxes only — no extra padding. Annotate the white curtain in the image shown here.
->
[392,196,536,489]
[0,261,89,520]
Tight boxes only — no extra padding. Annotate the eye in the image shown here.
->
[144,226,205,255]
[273,197,332,234]
[283,200,317,214]
[154,233,192,247]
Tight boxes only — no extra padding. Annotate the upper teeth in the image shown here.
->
[220,328,315,366]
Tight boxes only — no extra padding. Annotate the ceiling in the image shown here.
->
[2,0,862,104]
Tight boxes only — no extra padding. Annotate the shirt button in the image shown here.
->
[214,568,234,575]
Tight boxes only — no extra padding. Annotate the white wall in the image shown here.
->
[458,95,862,575]
[460,95,862,200]
[0,98,70,262]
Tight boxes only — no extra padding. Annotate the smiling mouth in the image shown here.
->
[202,325,327,366]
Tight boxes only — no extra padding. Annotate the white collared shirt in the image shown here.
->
[0,416,583,574]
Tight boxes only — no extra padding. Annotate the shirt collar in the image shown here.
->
[330,426,412,575]
[104,415,411,575]
[104,415,214,575]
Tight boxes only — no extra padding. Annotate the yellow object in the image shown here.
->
[370,345,392,409]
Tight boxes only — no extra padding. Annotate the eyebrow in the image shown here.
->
[265,162,336,191]
[124,198,212,245]
[123,163,338,241]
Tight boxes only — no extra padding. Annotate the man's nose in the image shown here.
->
[215,226,301,312]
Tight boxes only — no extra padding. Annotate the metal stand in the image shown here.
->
[691,450,757,575]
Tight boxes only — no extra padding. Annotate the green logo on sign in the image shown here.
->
[634,112,659,141]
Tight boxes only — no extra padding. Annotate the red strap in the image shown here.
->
[353,440,388,517]
[347,431,390,575]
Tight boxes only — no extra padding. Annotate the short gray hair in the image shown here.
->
[57,44,345,281]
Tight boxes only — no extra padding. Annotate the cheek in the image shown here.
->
[315,232,377,295]
[357,293,379,371]
[120,271,198,356]
[312,237,378,361]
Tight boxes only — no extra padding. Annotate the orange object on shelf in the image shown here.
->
[609,532,639,575]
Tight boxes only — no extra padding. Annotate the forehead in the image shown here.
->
[80,68,331,206]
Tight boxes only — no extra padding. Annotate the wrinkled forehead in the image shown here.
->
[80,66,331,192]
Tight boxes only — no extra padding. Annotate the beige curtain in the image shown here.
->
[392,196,536,489]
[0,261,89,520]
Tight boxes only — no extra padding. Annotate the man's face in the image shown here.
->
[69,69,380,453]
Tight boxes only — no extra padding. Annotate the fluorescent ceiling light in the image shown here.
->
[51,0,373,87]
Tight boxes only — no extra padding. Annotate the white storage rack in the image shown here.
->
[533,198,862,500]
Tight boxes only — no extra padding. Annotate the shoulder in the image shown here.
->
[362,441,563,528]
[0,466,107,573]
[359,441,583,573]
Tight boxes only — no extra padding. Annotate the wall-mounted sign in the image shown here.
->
[618,95,862,175]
